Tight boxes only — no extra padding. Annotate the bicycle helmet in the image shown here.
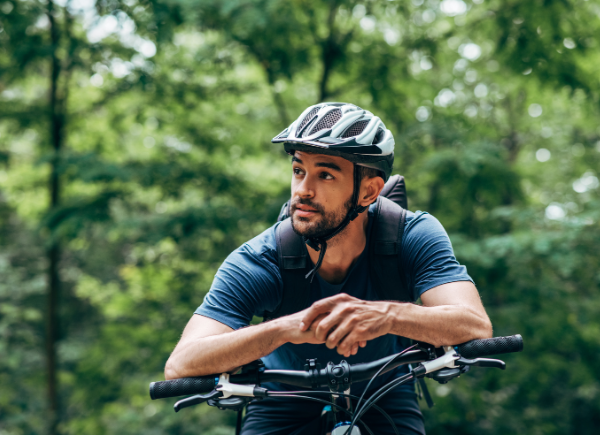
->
[272,102,394,181]
[272,102,396,281]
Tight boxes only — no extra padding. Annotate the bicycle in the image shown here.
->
[149,335,523,435]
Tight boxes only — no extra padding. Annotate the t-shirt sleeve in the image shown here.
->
[401,212,473,299]
[194,228,282,330]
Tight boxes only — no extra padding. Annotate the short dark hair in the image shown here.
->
[358,165,382,180]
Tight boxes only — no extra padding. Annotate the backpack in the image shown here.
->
[263,175,412,320]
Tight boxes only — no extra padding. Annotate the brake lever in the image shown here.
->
[174,389,223,412]
[455,357,506,370]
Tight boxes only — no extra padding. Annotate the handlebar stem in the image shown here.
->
[326,360,352,393]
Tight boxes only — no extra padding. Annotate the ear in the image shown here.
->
[358,176,385,207]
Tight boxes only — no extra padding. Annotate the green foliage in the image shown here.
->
[1,0,599,434]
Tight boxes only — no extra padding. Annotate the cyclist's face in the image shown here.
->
[290,151,354,238]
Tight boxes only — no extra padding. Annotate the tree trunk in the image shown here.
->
[318,1,339,102]
[46,243,60,435]
[46,1,63,433]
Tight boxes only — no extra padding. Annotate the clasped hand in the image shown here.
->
[295,293,393,358]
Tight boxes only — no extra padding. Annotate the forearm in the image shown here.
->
[164,320,285,379]
[387,302,493,347]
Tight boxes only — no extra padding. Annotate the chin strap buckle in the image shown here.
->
[304,237,322,252]
[348,205,368,221]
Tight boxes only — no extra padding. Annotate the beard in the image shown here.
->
[290,195,353,240]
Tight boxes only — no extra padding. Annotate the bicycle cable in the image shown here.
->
[342,345,417,435]
[268,390,399,435]
[356,373,415,421]
[270,393,375,435]
[352,373,415,428]
[353,344,417,415]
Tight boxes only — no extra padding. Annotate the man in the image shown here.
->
[165,103,492,434]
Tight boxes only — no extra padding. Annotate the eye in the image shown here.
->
[320,171,334,180]
[293,167,305,176]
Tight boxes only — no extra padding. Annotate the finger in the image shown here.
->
[301,294,353,331]
[337,332,362,356]
[340,343,351,358]
[359,341,367,348]
[314,312,344,342]
[325,318,354,349]
[340,339,359,358]
[300,301,335,331]
[307,313,327,331]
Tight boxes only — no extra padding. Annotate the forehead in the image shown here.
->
[293,151,353,172]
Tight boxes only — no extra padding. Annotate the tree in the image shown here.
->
[1,0,599,434]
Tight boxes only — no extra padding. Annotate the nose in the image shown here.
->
[292,172,315,200]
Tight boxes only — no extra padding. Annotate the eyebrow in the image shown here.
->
[291,156,342,172]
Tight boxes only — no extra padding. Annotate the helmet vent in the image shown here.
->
[372,128,385,144]
[341,120,369,138]
[309,109,342,135]
[297,106,321,134]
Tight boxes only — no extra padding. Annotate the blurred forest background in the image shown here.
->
[1,0,600,434]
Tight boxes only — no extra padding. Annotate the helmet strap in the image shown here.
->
[304,164,369,283]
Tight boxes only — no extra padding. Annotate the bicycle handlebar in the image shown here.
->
[150,376,217,400]
[149,349,429,400]
[149,335,523,400]
[455,334,523,358]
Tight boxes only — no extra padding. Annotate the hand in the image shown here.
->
[276,308,327,346]
[299,293,393,357]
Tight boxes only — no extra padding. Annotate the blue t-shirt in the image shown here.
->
[196,205,473,394]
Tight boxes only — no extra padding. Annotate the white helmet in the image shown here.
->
[272,102,394,180]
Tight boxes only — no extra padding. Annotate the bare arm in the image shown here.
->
[389,281,492,345]
[164,311,325,380]
[300,281,492,357]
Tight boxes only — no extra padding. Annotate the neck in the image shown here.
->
[306,211,369,284]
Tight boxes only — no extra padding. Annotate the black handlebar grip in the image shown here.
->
[149,376,217,400]
[457,334,523,359]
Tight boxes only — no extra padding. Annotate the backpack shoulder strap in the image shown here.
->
[368,196,412,302]
[380,175,408,209]
[277,200,290,222]
[263,218,312,320]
